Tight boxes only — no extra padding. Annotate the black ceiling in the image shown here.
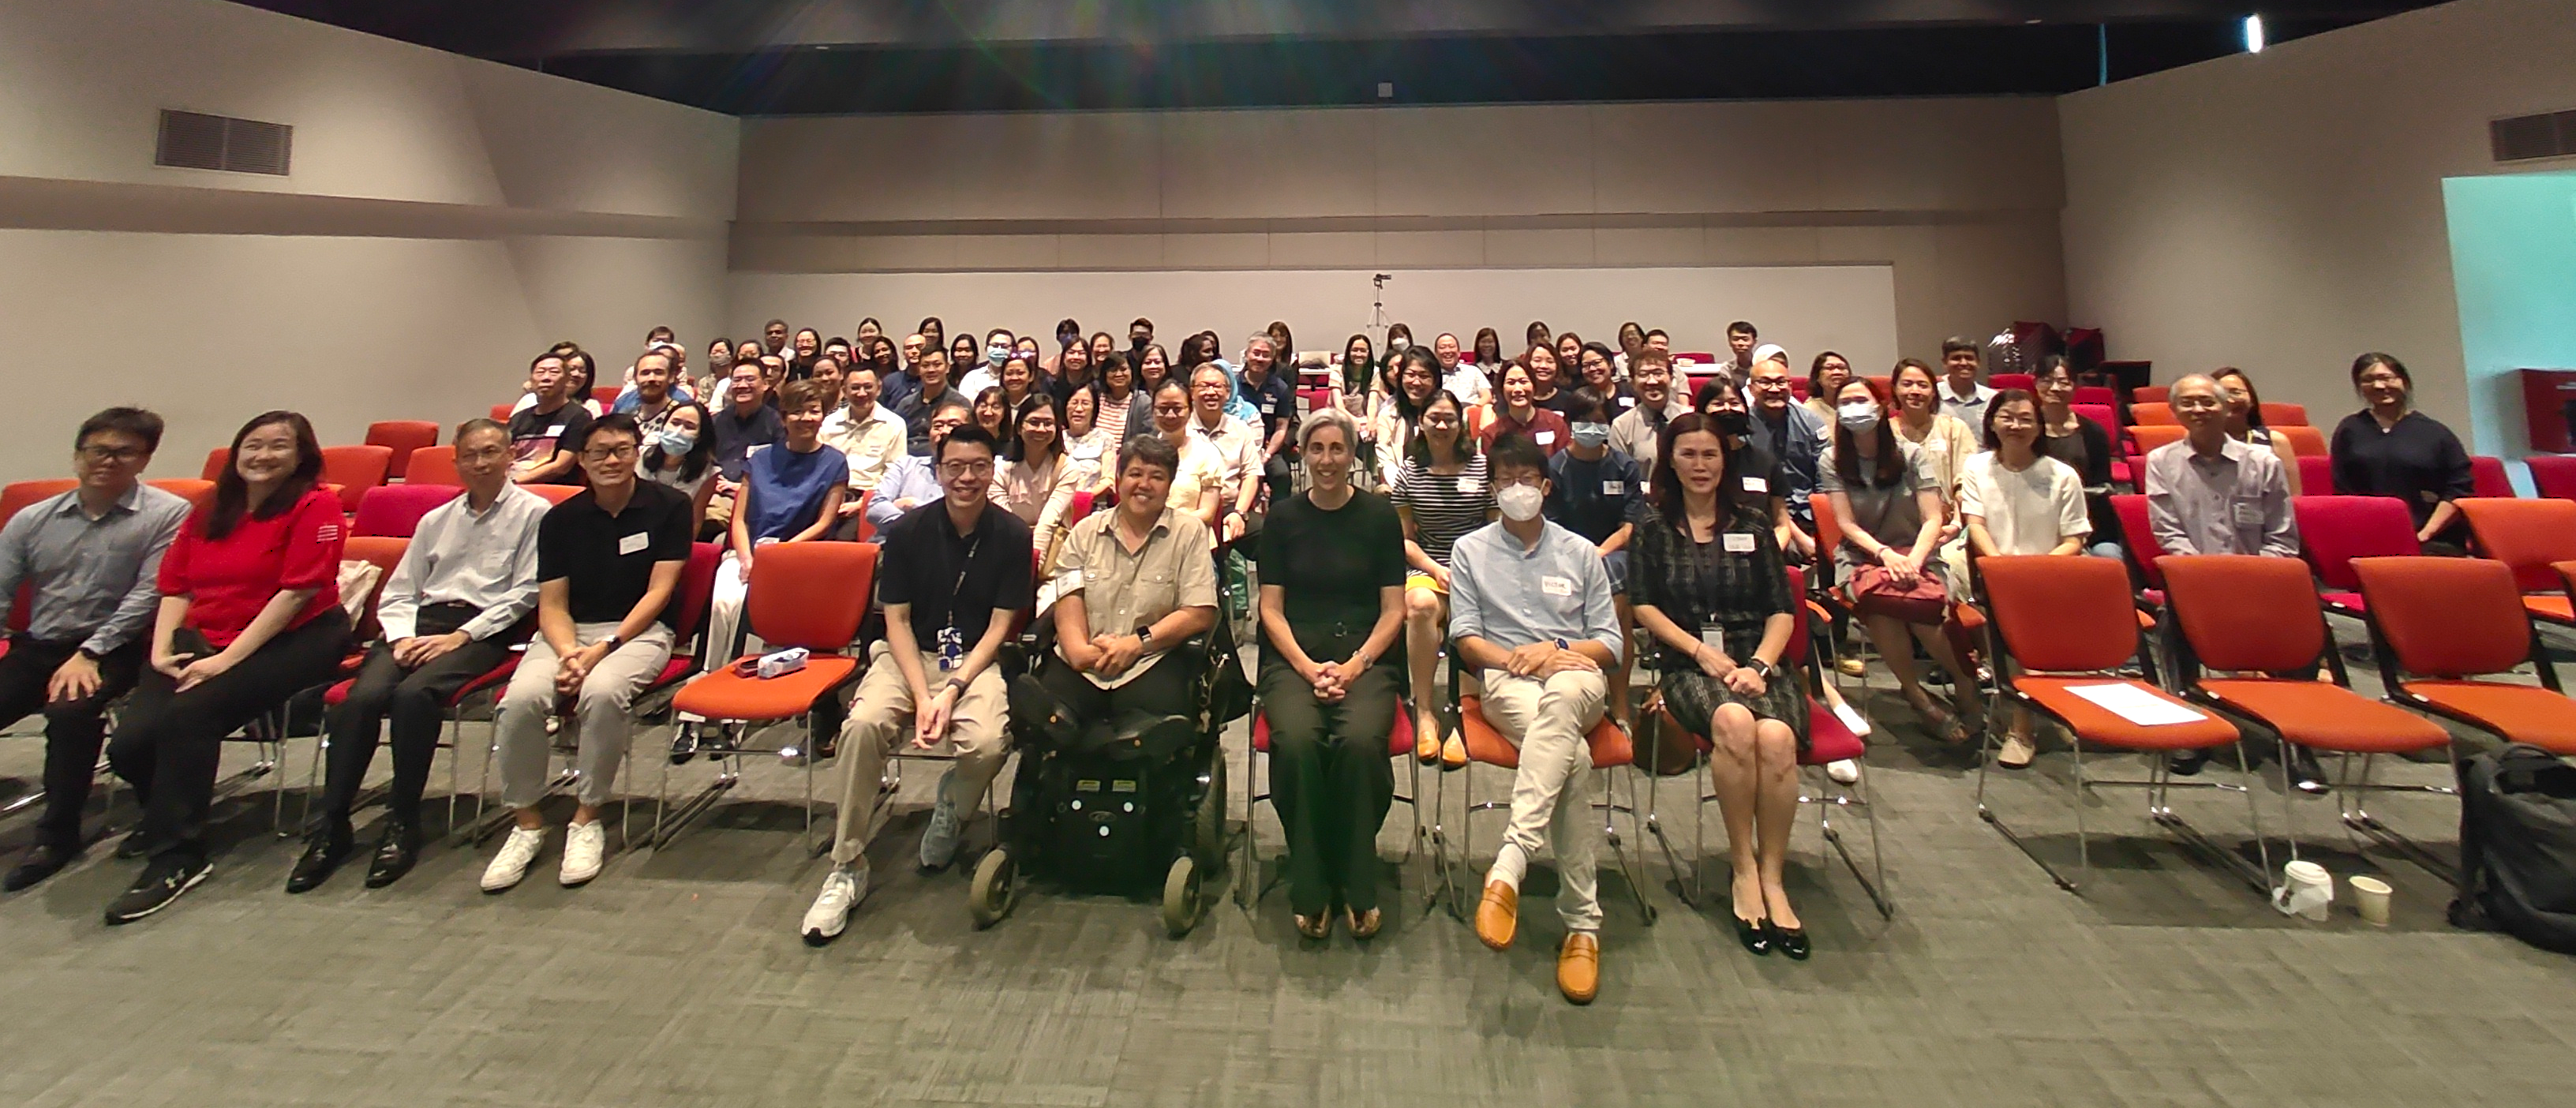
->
[227,1,2442,114]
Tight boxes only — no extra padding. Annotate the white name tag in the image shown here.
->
[1619,396,1637,408]
[1458,477,1485,494]
[1723,532,1757,553]
[1260,400,1275,414]
[1700,627,1726,651]
[1535,431,1557,445]
[1743,477,1769,493]
[2234,501,2266,527]
[545,425,566,437]
[1601,481,1624,496]
[618,531,650,556]
[1541,575,1573,597]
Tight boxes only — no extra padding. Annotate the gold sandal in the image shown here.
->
[1295,913,1332,940]
[1347,907,1383,940]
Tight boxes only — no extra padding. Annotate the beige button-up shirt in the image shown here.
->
[820,402,908,492]
[1050,507,1219,688]
[1188,414,1263,507]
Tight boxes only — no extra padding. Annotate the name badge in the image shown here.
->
[1601,481,1624,496]
[1458,477,1485,494]
[1541,575,1573,597]
[617,531,650,556]
[545,425,566,437]
[2234,501,2267,528]
[1260,399,1275,414]
[1535,431,1557,445]
[1722,532,1757,553]
[1619,396,1637,409]
[1743,477,1769,493]
[1700,627,1726,652]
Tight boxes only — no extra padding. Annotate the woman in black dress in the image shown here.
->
[2330,352,2475,553]
[1630,413,1811,959]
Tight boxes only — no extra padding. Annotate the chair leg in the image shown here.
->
[2073,739,2091,893]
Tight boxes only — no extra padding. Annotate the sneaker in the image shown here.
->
[103,852,211,924]
[801,860,870,945]
[481,825,546,893]
[1825,758,1860,785]
[918,770,964,872]
[559,819,606,886]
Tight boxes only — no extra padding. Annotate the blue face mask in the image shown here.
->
[654,425,696,457]
[1570,421,1611,448]
[987,344,1009,367]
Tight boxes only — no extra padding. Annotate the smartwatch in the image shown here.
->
[1135,623,1156,648]
[1746,658,1775,679]
[601,633,624,653]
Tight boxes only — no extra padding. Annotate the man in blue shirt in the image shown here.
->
[0,408,189,890]
[1234,332,1297,500]
[867,398,972,534]
[1449,432,1622,1005]
[1743,354,1824,562]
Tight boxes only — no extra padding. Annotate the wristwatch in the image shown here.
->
[1135,623,1156,647]
[601,633,624,652]
[75,646,106,663]
[1746,658,1776,679]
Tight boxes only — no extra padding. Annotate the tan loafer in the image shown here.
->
[1414,721,1443,764]
[1473,879,1518,951]
[1441,732,1469,770]
[1557,932,1600,1004]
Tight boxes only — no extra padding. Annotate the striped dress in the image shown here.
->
[1391,454,1496,568]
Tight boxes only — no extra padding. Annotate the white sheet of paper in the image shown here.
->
[2064,682,2207,727]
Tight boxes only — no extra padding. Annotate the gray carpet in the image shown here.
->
[1,631,2571,1108]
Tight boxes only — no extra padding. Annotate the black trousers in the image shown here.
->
[1258,627,1398,916]
[319,604,520,829]
[1034,647,1200,725]
[0,636,144,848]
[108,610,350,861]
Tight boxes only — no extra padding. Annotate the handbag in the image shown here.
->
[1848,561,1947,623]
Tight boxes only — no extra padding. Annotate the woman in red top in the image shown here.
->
[1477,361,1571,457]
[103,410,350,923]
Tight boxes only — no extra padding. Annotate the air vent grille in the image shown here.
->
[155,110,292,176]
[2491,109,2576,163]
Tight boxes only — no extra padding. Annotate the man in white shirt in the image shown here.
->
[1433,331,1489,406]
[295,418,544,893]
[1937,336,1998,427]
[1188,362,1264,543]
[822,360,908,537]
[1609,350,1693,490]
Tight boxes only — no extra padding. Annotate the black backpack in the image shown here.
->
[2451,743,2576,953]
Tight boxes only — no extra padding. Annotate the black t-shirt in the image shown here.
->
[709,403,784,481]
[1731,440,1788,509]
[508,401,593,471]
[877,500,1035,647]
[536,481,695,627]
[1257,487,1405,631]
[1239,369,1298,442]
[2039,414,2120,541]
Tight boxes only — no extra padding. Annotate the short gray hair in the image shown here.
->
[1297,404,1358,454]
[1245,332,1277,355]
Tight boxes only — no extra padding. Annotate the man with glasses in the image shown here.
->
[480,414,694,893]
[866,397,972,534]
[1743,351,1823,561]
[0,409,189,890]
[1189,363,1264,543]
[1610,350,1692,491]
[293,418,544,893]
[803,423,1033,944]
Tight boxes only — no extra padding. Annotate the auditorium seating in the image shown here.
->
[2530,455,2576,501]
[2458,498,2576,627]
[350,484,459,538]
[320,445,395,514]
[402,445,461,485]
[2293,495,2422,617]
[364,421,440,481]
[2354,556,2576,754]
[2469,455,2514,499]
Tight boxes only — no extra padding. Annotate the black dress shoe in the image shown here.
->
[285,825,354,894]
[668,724,699,765]
[2289,747,2331,795]
[104,852,211,925]
[1769,921,1811,961]
[1734,915,1773,956]
[363,821,421,889]
[2167,749,2209,777]
[4,842,78,892]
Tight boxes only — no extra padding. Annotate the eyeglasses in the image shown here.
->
[77,445,146,462]
[582,444,639,462]
[2171,396,2226,413]
[939,460,994,478]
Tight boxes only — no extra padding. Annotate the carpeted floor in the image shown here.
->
[0,630,2569,1108]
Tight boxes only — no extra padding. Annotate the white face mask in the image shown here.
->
[1497,483,1544,522]
[1837,402,1881,434]
[1388,337,1411,354]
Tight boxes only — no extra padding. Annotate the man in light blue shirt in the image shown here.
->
[1447,432,1620,1005]
[867,397,971,533]
[0,407,189,890]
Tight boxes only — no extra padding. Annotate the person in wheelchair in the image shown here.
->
[1029,433,1220,741]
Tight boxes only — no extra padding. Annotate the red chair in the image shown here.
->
[2130,402,2177,426]
[144,478,214,508]
[2529,455,2576,501]
[200,447,230,482]
[1990,372,2035,393]
[2160,555,2452,874]
[591,386,622,409]
[2355,556,2576,754]
[489,403,515,422]
[1975,555,2258,894]
[2458,499,2576,627]
[2275,425,2328,462]
[365,421,440,481]
[2132,385,2170,405]
[1643,565,1889,918]
[2072,386,2119,408]
[1450,646,1660,926]
[320,445,395,514]
[2295,455,2331,496]
[350,484,460,538]
[2258,402,2308,428]
[1675,351,1717,365]
[2109,494,2174,606]
[2469,456,2515,499]
[663,542,878,851]
[403,445,462,486]
[2293,496,2421,617]
[522,484,585,506]
[2128,425,2185,458]
[1238,704,1432,915]
[1787,377,1810,402]
[2076,402,2129,481]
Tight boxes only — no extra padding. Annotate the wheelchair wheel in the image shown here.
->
[1192,753,1227,870]
[969,846,1017,930]
[1162,855,1203,938]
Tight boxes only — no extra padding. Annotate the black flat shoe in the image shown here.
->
[2289,747,2331,795]
[363,821,421,889]
[1769,921,1810,961]
[2167,749,2209,777]
[1734,915,1772,956]
[285,825,354,894]
[668,724,699,765]
[3,841,78,892]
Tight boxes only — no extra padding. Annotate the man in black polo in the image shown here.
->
[802,422,1032,944]
[509,352,591,485]
[893,348,960,455]
[706,360,783,534]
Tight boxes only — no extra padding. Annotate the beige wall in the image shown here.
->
[2059,0,2576,447]
[729,98,2066,360]
[0,0,739,481]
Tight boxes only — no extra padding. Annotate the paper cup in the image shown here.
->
[2274,860,2334,921]
[2349,875,2393,926]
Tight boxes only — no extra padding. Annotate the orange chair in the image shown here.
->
[144,478,215,509]
[320,445,395,514]
[522,484,585,505]
[2276,425,2328,462]
[402,445,462,486]
[2127,425,2185,458]
[2160,555,2453,873]
[2459,498,2576,627]
[2132,385,2170,405]
[1975,555,2260,894]
[488,403,514,422]
[200,447,230,482]
[1450,647,1660,926]
[2258,402,2308,428]
[2354,556,2576,754]
[365,421,440,481]
[0,479,79,526]
[663,543,878,852]
[2130,402,2177,426]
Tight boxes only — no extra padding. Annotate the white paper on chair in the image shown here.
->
[2063,683,2208,726]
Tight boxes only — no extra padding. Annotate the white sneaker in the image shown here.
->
[801,860,869,945]
[559,819,606,886]
[1825,758,1861,785]
[481,826,545,893]
[918,771,964,871]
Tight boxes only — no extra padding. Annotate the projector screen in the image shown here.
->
[728,265,1898,370]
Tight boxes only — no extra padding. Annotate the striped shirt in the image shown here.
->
[1391,454,1495,567]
